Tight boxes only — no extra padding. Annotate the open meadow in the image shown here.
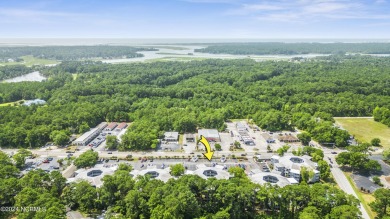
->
[335,117,390,148]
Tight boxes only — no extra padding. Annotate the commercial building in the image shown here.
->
[239,131,255,145]
[198,129,220,142]
[115,122,128,131]
[262,133,275,143]
[236,122,248,132]
[131,164,232,181]
[105,122,118,132]
[271,154,320,183]
[164,132,179,142]
[186,164,232,180]
[131,167,172,182]
[73,122,107,146]
[250,172,298,187]
[278,134,300,143]
[67,164,117,187]
[185,133,195,142]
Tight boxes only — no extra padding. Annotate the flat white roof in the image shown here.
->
[287,178,299,184]
[164,132,179,140]
[198,129,220,138]
[67,164,117,187]
[186,164,231,180]
[290,168,301,174]
[131,166,172,182]
[74,127,99,143]
[250,172,295,187]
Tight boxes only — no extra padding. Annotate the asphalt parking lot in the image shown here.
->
[351,174,381,193]
[24,156,60,173]
[370,155,390,175]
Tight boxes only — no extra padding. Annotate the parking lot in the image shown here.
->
[225,121,300,153]
[23,156,60,174]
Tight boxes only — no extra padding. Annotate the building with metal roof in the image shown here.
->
[73,122,107,146]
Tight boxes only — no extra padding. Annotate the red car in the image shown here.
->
[42,159,49,163]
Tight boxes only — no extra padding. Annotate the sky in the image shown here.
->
[1,0,390,39]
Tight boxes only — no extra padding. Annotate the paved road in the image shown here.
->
[326,156,371,219]
[67,211,90,219]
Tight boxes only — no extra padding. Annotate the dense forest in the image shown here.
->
[195,43,390,55]
[0,55,390,149]
[0,46,156,62]
[0,151,363,219]
[374,106,390,127]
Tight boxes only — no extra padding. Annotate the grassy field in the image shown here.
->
[335,117,390,148]
[0,55,59,67]
[345,172,376,219]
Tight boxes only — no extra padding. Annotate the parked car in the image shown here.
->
[108,152,113,154]
[331,151,338,154]
[42,160,49,163]
[47,157,53,161]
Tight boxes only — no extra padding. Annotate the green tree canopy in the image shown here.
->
[74,150,98,168]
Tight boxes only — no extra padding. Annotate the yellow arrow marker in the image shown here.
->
[199,135,214,161]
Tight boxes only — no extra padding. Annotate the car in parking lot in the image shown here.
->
[331,151,338,154]
[108,152,112,154]
[47,157,53,161]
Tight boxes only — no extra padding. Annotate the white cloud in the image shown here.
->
[228,0,390,23]
[242,4,283,11]
[303,2,356,14]
[182,0,239,3]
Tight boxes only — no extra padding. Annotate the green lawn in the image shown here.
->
[0,55,59,67]
[334,117,390,148]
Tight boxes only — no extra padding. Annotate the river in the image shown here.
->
[102,45,330,63]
